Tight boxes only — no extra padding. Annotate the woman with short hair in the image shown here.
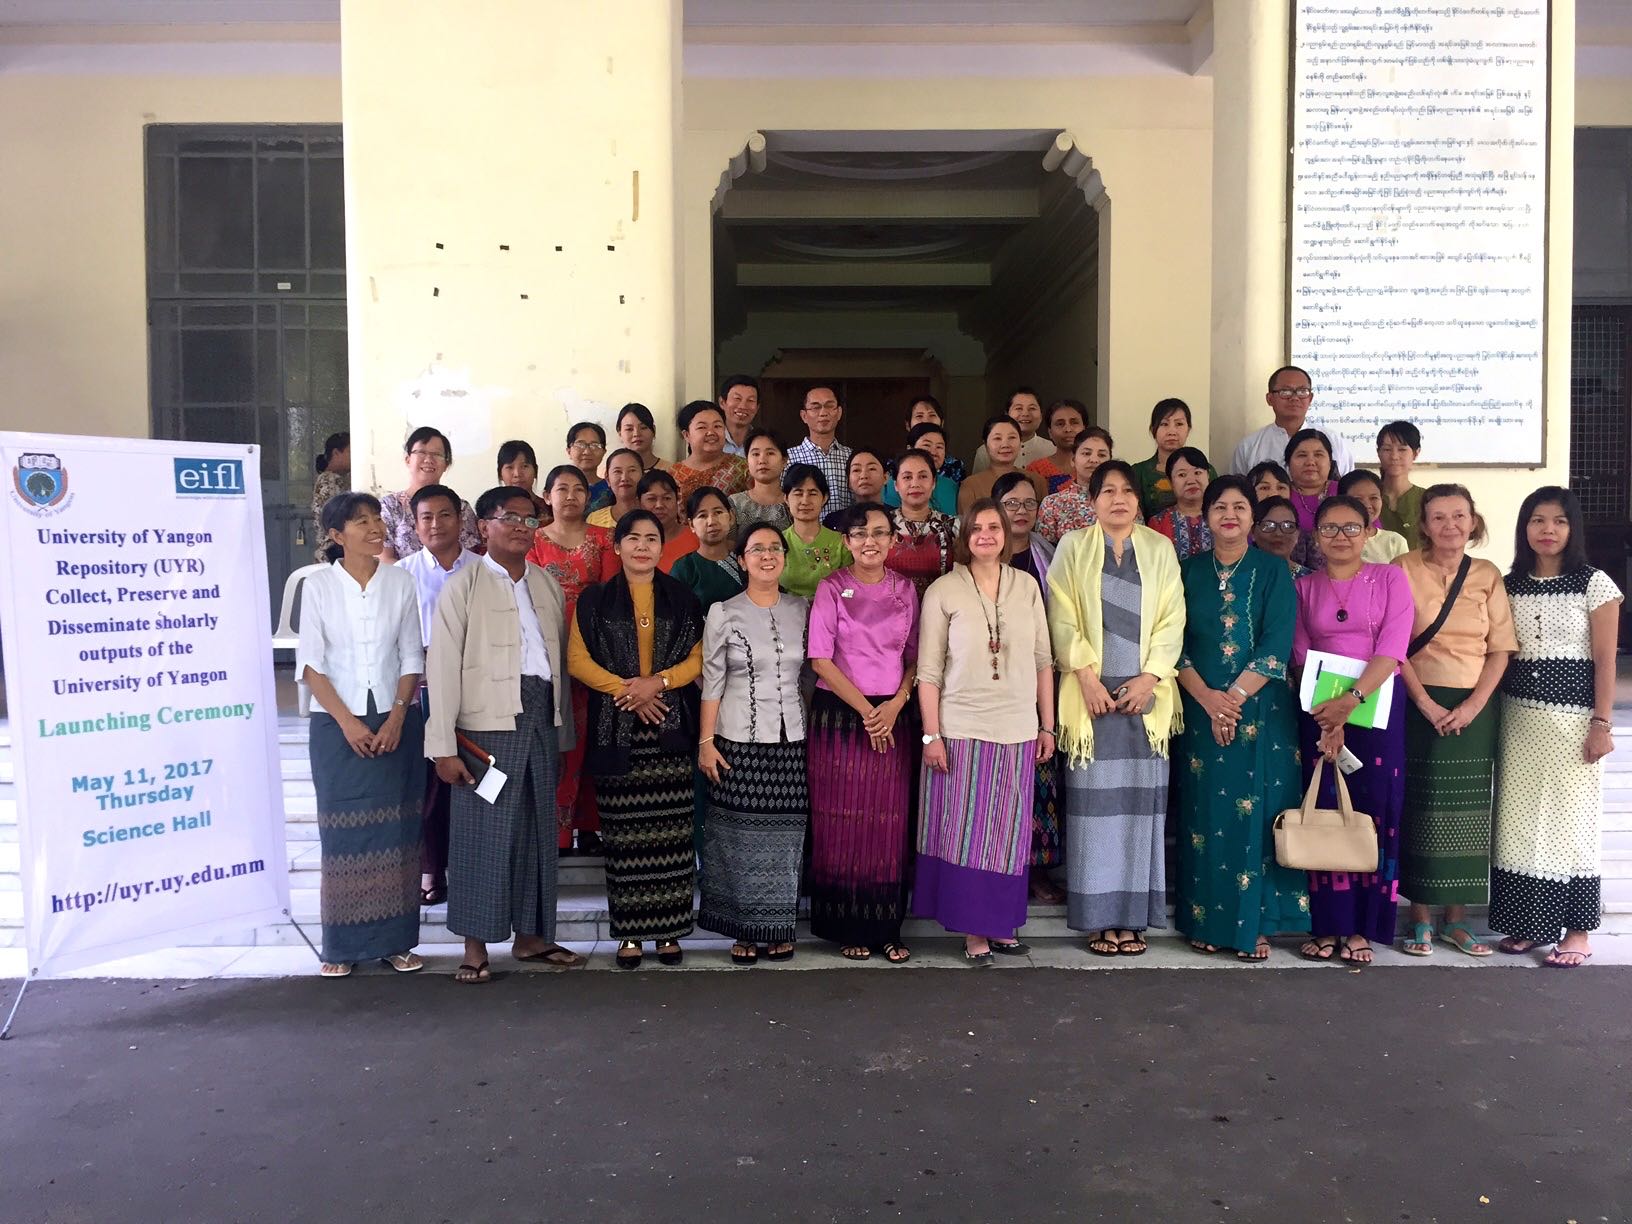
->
[1338,468,1410,564]
[568,509,704,969]
[1175,476,1309,960]
[697,521,811,965]
[1047,461,1185,956]
[298,492,426,978]
[1395,484,1515,957]
[1252,495,1309,579]
[1490,486,1622,968]
[807,504,920,963]
[1376,421,1425,539]
[497,440,550,523]
[379,426,481,561]
[670,400,750,506]
[915,499,1055,963]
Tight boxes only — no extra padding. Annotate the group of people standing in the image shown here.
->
[294,366,1619,979]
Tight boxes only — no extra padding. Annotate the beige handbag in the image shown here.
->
[1272,760,1380,872]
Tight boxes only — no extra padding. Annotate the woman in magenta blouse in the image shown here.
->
[1292,495,1415,965]
[807,502,921,963]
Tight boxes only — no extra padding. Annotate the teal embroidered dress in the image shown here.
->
[1175,547,1310,952]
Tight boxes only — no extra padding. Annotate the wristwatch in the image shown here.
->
[921,732,941,746]
[1348,685,1367,704]
[392,698,409,709]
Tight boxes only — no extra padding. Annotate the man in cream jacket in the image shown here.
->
[426,485,579,983]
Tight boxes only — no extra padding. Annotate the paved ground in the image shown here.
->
[2,968,1627,1223]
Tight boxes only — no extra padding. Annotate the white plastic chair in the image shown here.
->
[272,563,327,717]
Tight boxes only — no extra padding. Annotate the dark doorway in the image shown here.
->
[1570,305,1632,644]
[145,125,346,619]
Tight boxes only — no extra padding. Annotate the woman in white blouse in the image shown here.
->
[297,492,427,978]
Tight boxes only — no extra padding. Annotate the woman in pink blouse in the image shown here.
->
[807,502,921,963]
[1292,495,1415,965]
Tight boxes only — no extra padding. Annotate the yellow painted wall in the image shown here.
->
[681,75,1214,462]
[0,73,340,440]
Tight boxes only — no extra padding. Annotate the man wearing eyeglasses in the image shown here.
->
[425,485,582,982]
[1228,365,1356,478]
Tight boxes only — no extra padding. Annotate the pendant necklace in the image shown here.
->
[969,567,1004,680]
[1328,571,1357,622]
[1213,550,1243,592]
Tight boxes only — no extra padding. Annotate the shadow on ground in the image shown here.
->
[2,968,1628,1222]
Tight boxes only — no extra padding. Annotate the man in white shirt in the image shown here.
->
[971,386,1056,472]
[394,483,478,907]
[787,384,855,513]
[718,374,759,457]
[396,484,479,647]
[1229,365,1356,476]
[426,485,581,982]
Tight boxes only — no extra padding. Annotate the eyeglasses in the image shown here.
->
[1269,388,1315,401]
[744,544,786,557]
[845,528,893,542]
[1000,498,1039,513]
[1255,520,1300,535]
[568,441,606,454]
[409,447,449,462]
[488,512,541,529]
[1316,522,1364,538]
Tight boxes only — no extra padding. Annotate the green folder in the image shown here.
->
[1310,669,1383,729]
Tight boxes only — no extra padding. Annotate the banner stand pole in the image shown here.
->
[1,970,34,1041]
[285,909,322,964]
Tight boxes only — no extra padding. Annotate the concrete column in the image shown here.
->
[341,0,682,496]
[1207,0,1291,465]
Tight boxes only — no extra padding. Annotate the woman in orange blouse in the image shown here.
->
[1394,484,1516,957]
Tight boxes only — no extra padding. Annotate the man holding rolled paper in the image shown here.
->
[426,485,581,983]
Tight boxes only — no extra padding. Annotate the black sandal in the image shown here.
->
[1299,936,1339,962]
[731,943,758,966]
[454,960,491,985]
[420,884,447,907]
[656,941,683,966]
[882,943,911,964]
[1087,933,1120,957]
[990,939,1030,956]
[765,942,795,962]
[840,946,872,961]
[615,940,642,970]
[1117,934,1148,956]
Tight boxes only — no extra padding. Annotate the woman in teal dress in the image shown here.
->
[1174,476,1310,960]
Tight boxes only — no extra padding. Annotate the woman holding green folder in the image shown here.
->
[1291,495,1415,965]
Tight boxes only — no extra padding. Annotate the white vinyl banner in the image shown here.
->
[0,434,288,974]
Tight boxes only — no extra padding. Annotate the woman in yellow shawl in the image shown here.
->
[1046,460,1185,955]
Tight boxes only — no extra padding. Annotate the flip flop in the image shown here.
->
[1339,940,1373,965]
[730,944,759,966]
[840,946,872,961]
[1236,939,1272,962]
[319,962,352,978]
[515,944,587,968]
[454,960,491,985]
[964,948,994,965]
[1299,937,1338,962]
[990,940,1030,956]
[381,953,423,973]
[1544,947,1592,968]
[1496,936,1538,955]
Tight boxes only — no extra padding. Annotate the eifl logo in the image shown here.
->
[10,452,71,516]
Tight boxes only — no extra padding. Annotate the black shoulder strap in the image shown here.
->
[1408,555,1473,658]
